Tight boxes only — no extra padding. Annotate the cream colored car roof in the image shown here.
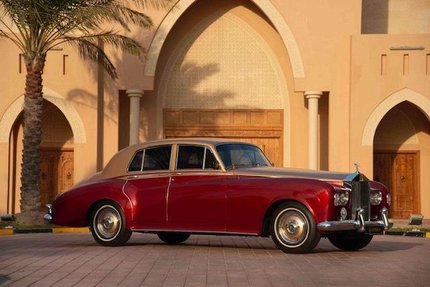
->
[100,138,252,179]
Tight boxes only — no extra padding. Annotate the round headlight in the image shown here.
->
[334,191,349,206]
[370,190,382,205]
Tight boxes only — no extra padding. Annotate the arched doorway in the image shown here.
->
[154,0,294,166]
[9,101,74,212]
[373,102,430,219]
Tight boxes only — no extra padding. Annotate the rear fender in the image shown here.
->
[52,179,132,228]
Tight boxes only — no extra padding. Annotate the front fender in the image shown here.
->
[265,179,335,226]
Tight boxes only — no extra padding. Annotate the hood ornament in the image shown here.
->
[354,163,360,173]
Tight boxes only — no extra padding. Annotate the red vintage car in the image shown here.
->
[45,138,391,253]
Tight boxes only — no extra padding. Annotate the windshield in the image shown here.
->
[216,143,271,170]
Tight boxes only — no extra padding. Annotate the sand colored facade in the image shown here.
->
[0,0,429,219]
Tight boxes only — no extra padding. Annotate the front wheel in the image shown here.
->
[270,202,320,254]
[328,233,373,251]
[157,232,190,244]
[90,201,132,246]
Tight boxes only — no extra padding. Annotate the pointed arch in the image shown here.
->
[143,0,304,80]
[362,88,430,146]
[0,87,87,143]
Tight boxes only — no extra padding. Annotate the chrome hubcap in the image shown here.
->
[287,220,300,234]
[95,206,121,240]
[276,209,309,246]
[103,217,114,229]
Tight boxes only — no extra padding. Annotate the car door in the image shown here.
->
[125,145,172,229]
[167,145,227,232]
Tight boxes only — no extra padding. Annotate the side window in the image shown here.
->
[177,145,221,170]
[204,148,220,170]
[143,146,172,171]
[177,145,205,169]
[128,150,143,172]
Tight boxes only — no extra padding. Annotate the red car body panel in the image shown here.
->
[167,173,227,232]
[225,176,334,234]
[51,172,340,236]
[124,174,170,228]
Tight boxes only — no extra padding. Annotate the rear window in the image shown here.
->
[143,146,172,171]
[128,145,172,172]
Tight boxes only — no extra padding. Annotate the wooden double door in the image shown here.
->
[164,109,284,166]
[40,149,74,208]
[373,152,419,219]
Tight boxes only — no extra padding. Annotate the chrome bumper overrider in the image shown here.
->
[44,204,52,223]
[317,208,392,232]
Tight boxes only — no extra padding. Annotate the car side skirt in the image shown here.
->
[131,228,259,237]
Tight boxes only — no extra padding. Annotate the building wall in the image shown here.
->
[362,0,430,34]
[0,0,429,218]
[350,34,430,217]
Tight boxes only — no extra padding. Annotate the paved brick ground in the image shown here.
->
[0,233,429,287]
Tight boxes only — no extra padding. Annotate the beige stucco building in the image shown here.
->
[1,0,429,219]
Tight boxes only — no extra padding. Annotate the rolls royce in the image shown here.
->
[44,138,391,253]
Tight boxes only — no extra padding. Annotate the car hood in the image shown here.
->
[233,166,363,182]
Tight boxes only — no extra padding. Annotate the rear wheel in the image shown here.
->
[90,201,132,246]
[328,233,373,251]
[270,202,320,254]
[157,232,190,244]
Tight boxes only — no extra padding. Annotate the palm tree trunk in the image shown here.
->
[17,54,46,225]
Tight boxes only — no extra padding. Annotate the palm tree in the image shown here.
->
[0,0,171,224]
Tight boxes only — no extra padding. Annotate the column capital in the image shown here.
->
[304,91,323,99]
[126,89,144,98]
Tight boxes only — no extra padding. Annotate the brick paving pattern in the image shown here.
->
[0,233,429,286]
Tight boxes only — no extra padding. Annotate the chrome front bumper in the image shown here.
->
[317,208,392,233]
[44,204,52,223]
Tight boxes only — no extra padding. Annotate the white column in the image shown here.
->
[305,91,322,170]
[126,89,144,146]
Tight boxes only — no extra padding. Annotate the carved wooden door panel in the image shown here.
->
[374,152,419,219]
[40,149,74,209]
[40,151,57,209]
[392,153,418,218]
[58,151,74,194]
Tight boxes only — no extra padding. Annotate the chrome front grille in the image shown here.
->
[349,181,370,221]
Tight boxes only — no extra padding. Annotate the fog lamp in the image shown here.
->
[340,207,348,221]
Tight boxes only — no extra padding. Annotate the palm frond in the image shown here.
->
[0,0,172,77]
[68,37,118,79]
[61,31,145,56]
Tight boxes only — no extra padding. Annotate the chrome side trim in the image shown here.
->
[122,181,134,223]
[166,176,173,222]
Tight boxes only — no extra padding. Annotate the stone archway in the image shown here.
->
[362,88,430,146]
[367,90,430,219]
[144,0,304,80]
[0,88,86,213]
[153,0,293,166]
[0,87,86,144]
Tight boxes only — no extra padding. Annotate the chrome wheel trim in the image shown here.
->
[274,207,309,248]
[93,205,122,241]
